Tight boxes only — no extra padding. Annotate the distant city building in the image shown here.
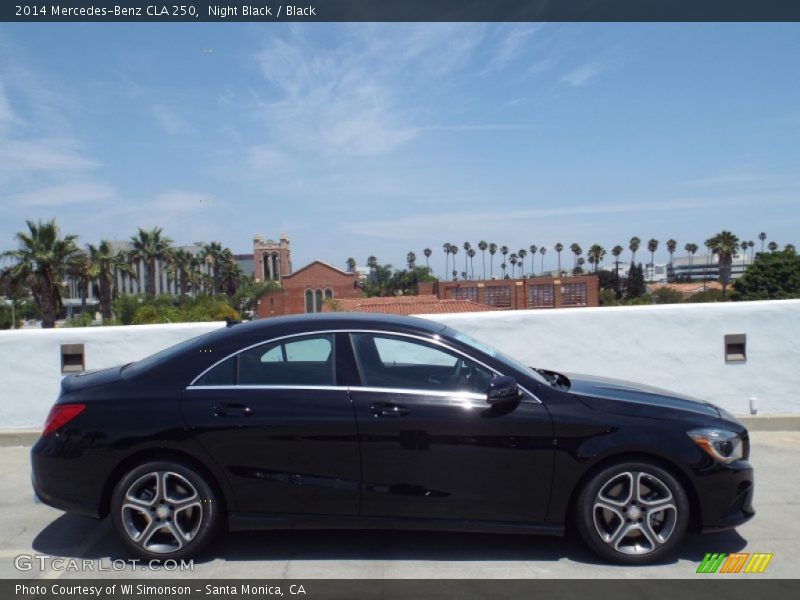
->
[644,263,668,283]
[323,295,497,316]
[667,254,752,282]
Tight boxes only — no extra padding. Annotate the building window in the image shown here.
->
[315,289,323,312]
[325,288,333,300]
[527,284,555,308]
[561,283,588,307]
[449,286,478,301]
[485,285,512,309]
[305,289,314,313]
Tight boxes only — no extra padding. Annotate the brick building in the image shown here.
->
[419,275,600,310]
[253,233,292,283]
[255,261,362,318]
[323,295,497,316]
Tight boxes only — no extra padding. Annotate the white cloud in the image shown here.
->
[0,138,99,173]
[560,62,605,87]
[8,181,116,207]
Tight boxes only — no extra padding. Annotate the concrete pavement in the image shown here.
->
[1,432,797,579]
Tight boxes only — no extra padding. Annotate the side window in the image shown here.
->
[351,334,493,394]
[238,335,334,386]
[194,356,237,386]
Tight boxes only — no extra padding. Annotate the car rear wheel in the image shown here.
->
[110,460,221,560]
[575,461,690,564]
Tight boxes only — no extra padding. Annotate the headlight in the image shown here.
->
[687,428,744,464]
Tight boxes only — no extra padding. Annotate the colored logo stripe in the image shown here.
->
[697,552,773,574]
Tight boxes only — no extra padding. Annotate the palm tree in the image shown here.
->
[89,241,136,320]
[488,243,498,279]
[367,255,378,271]
[423,248,432,271]
[200,241,225,294]
[612,245,623,298]
[450,243,459,281]
[570,243,582,272]
[748,240,756,262]
[588,244,606,273]
[170,248,195,294]
[0,219,82,328]
[129,227,173,297]
[509,253,518,278]
[467,248,476,279]
[517,249,527,277]
[629,236,641,266]
[500,246,509,274]
[478,241,488,280]
[346,257,356,272]
[529,245,538,275]
[500,262,507,278]
[68,250,93,313]
[575,256,586,274]
[462,242,471,277]
[646,239,659,280]
[442,243,451,280]
[706,231,740,297]
[406,251,416,270]
[740,241,749,271]
[759,232,767,252]
[539,246,547,274]
[666,239,677,265]
[554,243,564,275]
[684,242,698,281]
[768,241,778,252]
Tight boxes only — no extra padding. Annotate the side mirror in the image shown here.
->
[486,375,521,406]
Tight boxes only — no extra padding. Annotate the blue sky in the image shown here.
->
[0,23,798,276]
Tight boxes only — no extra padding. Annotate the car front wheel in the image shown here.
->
[110,460,221,560]
[575,461,690,564]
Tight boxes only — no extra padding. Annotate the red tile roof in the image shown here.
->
[324,295,497,315]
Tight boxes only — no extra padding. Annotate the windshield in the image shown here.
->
[443,327,548,386]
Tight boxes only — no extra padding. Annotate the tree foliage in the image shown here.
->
[731,249,800,301]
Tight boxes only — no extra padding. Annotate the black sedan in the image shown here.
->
[31,313,754,564]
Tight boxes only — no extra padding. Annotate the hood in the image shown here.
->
[61,365,125,394]
[564,372,721,419]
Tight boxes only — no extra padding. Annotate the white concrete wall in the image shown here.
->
[1,300,798,430]
[0,322,224,430]
[425,300,800,417]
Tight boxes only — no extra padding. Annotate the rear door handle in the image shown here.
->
[214,402,254,417]
[370,402,410,417]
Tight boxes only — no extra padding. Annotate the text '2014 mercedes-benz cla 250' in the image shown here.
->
[31,313,754,564]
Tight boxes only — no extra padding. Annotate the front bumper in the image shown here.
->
[695,459,755,533]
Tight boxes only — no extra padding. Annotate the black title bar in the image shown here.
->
[3,1,800,22]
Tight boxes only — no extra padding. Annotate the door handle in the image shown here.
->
[370,402,410,417]
[214,402,254,417]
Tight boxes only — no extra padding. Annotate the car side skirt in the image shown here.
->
[228,513,565,536]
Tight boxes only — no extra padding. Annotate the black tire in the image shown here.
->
[110,460,221,561]
[574,460,690,565]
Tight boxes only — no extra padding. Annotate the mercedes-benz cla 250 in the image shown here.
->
[31,314,754,564]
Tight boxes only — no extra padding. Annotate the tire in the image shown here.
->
[110,460,222,561]
[574,460,690,565]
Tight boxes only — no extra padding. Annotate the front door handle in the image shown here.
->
[214,401,254,417]
[370,402,410,417]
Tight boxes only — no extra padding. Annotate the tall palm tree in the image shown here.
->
[612,245,623,297]
[218,249,243,298]
[666,239,677,265]
[759,232,767,252]
[768,241,778,252]
[500,245,508,274]
[450,243,459,280]
[200,241,226,295]
[478,241,488,280]
[748,240,756,262]
[442,243,451,280]
[517,249,527,277]
[129,227,173,297]
[423,248,432,271]
[488,243,498,279]
[89,241,135,319]
[0,219,82,328]
[576,256,586,274]
[740,241,749,271]
[467,248,476,279]
[170,248,195,294]
[500,262,507,278]
[406,251,416,270]
[684,242,698,281]
[539,246,547,274]
[570,243,582,272]
[629,236,641,266]
[68,250,93,313]
[462,242,471,277]
[647,239,659,280]
[346,257,356,272]
[554,243,564,275]
[588,244,606,273]
[367,255,378,271]
[529,245,538,275]
[706,230,740,297]
[509,253,518,278]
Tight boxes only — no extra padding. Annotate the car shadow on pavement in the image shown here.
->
[32,513,748,568]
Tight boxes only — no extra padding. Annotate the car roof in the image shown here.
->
[227,312,448,337]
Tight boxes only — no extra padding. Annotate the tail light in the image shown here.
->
[42,403,85,436]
